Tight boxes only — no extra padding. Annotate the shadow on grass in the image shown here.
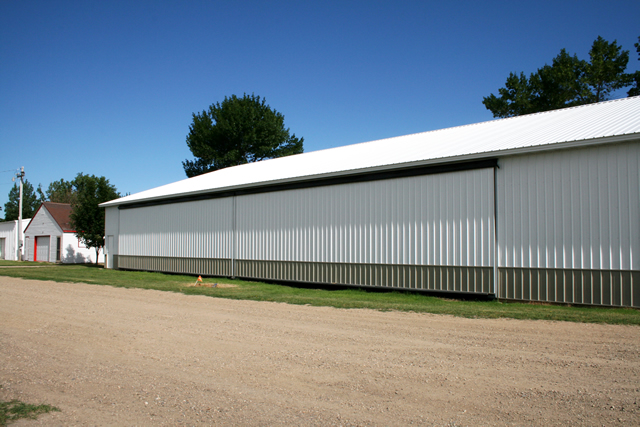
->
[255,277,496,302]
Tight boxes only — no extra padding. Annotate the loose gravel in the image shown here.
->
[1,277,639,426]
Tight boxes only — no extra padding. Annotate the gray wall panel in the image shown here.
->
[235,259,493,293]
[115,255,231,276]
[499,267,638,307]
[235,169,495,267]
[497,141,639,271]
[104,206,119,269]
[117,198,233,259]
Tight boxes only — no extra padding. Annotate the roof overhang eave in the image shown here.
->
[101,132,640,209]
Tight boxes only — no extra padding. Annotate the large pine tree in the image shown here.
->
[3,179,42,221]
[183,94,304,178]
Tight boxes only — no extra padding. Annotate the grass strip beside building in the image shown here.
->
[0,261,638,325]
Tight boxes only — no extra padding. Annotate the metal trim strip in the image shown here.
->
[114,255,232,276]
[118,158,498,210]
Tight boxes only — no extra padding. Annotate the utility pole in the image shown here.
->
[15,167,25,260]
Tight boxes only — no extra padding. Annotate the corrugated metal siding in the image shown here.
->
[235,169,494,267]
[497,141,640,271]
[118,198,233,258]
[236,260,493,293]
[499,268,639,307]
[115,255,231,276]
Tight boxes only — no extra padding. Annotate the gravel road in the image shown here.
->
[1,277,639,426]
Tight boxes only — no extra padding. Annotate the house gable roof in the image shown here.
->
[44,203,74,232]
[24,202,74,234]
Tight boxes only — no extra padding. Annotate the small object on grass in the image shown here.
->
[213,283,217,288]
[194,275,203,286]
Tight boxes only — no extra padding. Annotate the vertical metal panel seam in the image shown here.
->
[232,195,236,278]
[493,163,499,298]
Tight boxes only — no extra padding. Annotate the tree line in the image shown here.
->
[483,36,640,118]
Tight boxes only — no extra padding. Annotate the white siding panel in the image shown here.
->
[236,169,494,266]
[497,141,640,270]
[0,219,30,261]
[24,209,61,262]
[59,234,103,263]
[118,198,233,258]
[105,207,119,248]
[104,207,119,268]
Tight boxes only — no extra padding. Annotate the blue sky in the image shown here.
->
[1,0,639,213]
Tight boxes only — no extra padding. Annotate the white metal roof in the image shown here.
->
[102,96,640,207]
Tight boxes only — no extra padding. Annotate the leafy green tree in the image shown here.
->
[45,178,77,204]
[484,36,633,118]
[3,179,43,221]
[628,37,640,97]
[69,174,120,263]
[183,94,304,177]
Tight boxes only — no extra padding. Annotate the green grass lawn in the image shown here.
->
[0,260,40,266]
[0,260,638,325]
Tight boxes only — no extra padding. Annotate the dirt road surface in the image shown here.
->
[1,277,639,426]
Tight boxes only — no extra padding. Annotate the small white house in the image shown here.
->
[0,218,31,260]
[24,202,104,264]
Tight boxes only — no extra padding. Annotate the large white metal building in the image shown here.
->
[102,97,640,307]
